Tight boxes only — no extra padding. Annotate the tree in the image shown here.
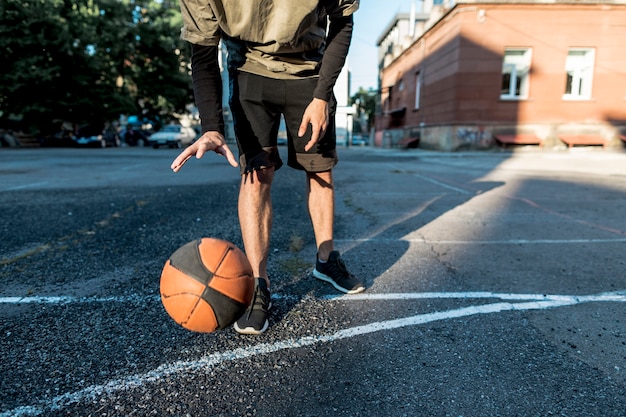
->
[351,87,377,133]
[0,0,192,136]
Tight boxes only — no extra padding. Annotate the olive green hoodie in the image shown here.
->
[179,0,359,79]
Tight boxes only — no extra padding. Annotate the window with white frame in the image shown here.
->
[564,48,595,99]
[501,48,531,99]
[414,71,421,110]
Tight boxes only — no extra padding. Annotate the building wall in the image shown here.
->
[334,61,354,146]
[376,3,626,150]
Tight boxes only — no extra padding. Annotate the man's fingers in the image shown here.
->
[218,144,239,167]
[195,145,206,159]
[170,132,239,172]
[304,122,326,151]
[298,120,308,137]
[171,153,192,172]
[300,98,329,149]
[171,148,192,169]
[304,128,319,151]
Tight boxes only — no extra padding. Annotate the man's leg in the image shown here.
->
[307,170,335,262]
[309,170,365,294]
[229,72,284,334]
[234,167,274,335]
[238,167,274,286]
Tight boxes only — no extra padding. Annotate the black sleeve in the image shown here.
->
[313,15,353,102]
[190,44,224,135]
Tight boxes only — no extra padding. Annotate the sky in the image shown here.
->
[347,0,416,93]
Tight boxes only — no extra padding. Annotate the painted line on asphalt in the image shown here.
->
[2,290,625,417]
[2,290,626,305]
[323,291,626,303]
[0,294,159,304]
[336,237,626,245]
[1,182,49,192]
[388,163,473,195]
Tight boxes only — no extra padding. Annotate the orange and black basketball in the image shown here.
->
[160,238,254,333]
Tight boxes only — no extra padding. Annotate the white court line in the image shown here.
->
[388,164,472,195]
[1,182,49,192]
[2,290,625,417]
[1,290,626,305]
[0,294,158,304]
[119,163,149,171]
[322,291,626,303]
[336,237,626,245]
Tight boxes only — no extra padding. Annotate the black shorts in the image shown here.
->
[230,71,338,174]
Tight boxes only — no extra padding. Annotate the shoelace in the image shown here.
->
[326,257,354,279]
[244,285,269,319]
[253,289,270,310]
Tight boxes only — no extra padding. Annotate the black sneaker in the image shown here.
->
[234,278,271,335]
[313,251,365,294]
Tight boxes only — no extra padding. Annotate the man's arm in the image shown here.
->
[190,44,224,135]
[171,43,237,171]
[300,15,354,150]
[313,15,354,102]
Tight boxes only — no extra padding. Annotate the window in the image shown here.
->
[501,48,531,99]
[414,71,421,109]
[564,48,594,100]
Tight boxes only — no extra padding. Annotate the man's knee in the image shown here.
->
[242,166,275,186]
[307,170,333,189]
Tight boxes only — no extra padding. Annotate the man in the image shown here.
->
[171,0,365,335]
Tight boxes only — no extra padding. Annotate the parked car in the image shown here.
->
[120,125,151,146]
[39,130,77,147]
[148,124,196,148]
[351,135,368,146]
[277,116,288,145]
[74,124,120,148]
[277,131,288,146]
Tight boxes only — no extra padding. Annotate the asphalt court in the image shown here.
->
[0,146,625,416]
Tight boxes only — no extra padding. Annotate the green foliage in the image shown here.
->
[351,87,377,132]
[0,0,192,135]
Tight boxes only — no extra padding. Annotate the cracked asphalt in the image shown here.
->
[1,145,625,416]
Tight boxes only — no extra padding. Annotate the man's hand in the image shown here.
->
[298,98,329,151]
[170,131,238,172]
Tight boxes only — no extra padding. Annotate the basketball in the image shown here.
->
[160,238,255,333]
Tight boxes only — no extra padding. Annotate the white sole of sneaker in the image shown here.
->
[313,269,365,294]
[233,320,269,335]
[233,301,272,335]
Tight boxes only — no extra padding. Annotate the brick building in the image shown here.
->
[375,0,626,150]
